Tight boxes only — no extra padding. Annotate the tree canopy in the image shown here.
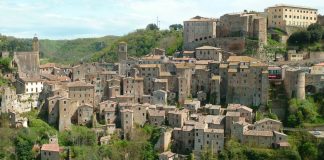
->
[169,24,183,31]
[146,23,159,30]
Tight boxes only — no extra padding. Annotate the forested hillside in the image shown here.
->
[0,24,183,64]
[40,36,119,64]
[91,24,183,62]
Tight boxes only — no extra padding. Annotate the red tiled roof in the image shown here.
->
[41,144,59,152]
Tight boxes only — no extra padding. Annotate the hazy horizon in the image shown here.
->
[0,0,323,40]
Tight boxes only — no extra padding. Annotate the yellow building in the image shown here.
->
[265,4,318,30]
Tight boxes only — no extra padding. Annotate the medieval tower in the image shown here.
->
[32,35,39,52]
[118,41,127,62]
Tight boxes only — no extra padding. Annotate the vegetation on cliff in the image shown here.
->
[91,24,183,62]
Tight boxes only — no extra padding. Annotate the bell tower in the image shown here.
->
[32,34,39,52]
[118,41,127,62]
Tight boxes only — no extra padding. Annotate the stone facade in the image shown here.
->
[183,99,201,113]
[219,12,267,45]
[152,90,168,106]
[167,109,189,128]
[118,42,128,62]
[318,15,324,26]
[222,56,269,106]
[77,104,93,126]
[195,46,222,61]
[67,81,95,107]
[183,16,217,47]
[148,109,165,126]
[283,67,306,99]
[120,109,133,138]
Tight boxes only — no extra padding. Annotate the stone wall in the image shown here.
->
[309,51,324,60]
[183,37,245,54]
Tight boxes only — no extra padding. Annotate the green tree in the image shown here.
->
[298,142,318,160]
[288,31,311,46]
[307,23,323,32]
[146,23,159,30]
[169,24,183,31]
[201,146,217,160]
[14,129,37,160]
[309,30,322,43]
[0,57,13,73]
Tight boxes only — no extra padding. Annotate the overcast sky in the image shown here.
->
[0,0,323,40]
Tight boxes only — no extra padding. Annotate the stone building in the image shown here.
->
[173,125,195,154]
[58,97,78,131]
[106,78,121,99]
[183,16,217,49]
[138,64,161,94]
[148,109,165,126]
[118,41,128,62]
[219,12,267,45]
[152,90,168,106]
[210,75,221,104]
[183,99,201,113]
[287,50,304,61]
[175,63,193,104]
[173,122,224,156]
[1,87,18,113]
[47,96,61,126]
[253,118,282,131]
[159,151,177,160]
[191,64,210,96]
[306,63,324,94]
[1,86,40,114]
[153,78,168,91]
[283,67,306,99]
[13,36,40,78]
[167,109,189,128]
[225,111,241,135]
[204,104,221,115]
[8,111,28,128]
[230,118,289,148]
[40,143,60,160]
[67,81,95,107]
[318,15,324,26]
[77,104,93,126]
[195,46,222,61]
[122,76,144,103]
[39,63,56,74]
[132,104,147,126]
[194,126,224,155]
[72,62,107,81]
[227,104,253,123]
[139,54,169,64]
[99,100,117,124]
[221,56,269,106]
[120,109,133,138]
[265,4,318,31]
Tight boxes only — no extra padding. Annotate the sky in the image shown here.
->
[0,0,323,40]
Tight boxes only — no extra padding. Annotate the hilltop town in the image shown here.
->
[1,3,324,160]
